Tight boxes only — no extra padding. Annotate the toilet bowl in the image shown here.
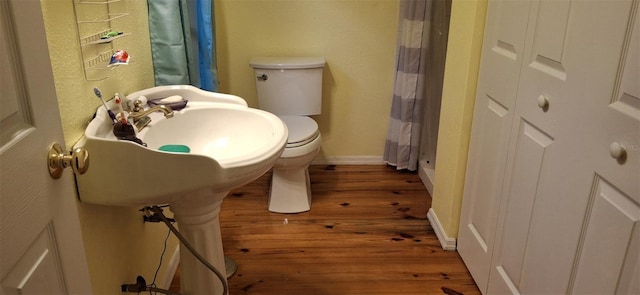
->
[268,116,322,213]
[249,57,326,213]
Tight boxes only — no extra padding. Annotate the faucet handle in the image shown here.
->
[125,95,148,112]
[133,99,144,112]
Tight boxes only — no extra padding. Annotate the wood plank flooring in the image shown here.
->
[170,165,479,294]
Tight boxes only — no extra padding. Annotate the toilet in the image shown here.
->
[250,57,325,213]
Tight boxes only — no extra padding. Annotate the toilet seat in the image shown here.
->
[279,116,320,148]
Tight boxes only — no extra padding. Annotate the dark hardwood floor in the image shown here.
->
[170,165,479,294]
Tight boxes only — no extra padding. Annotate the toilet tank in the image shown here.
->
[250,57,325,116]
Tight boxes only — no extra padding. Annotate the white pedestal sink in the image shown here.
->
[75,85,288,294]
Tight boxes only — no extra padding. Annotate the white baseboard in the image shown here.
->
[161,246,180,290]
[418,161,435,196]
[311,156,385,165]
[427,208,457,251]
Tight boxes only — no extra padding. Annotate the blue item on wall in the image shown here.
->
[147,0,219,92]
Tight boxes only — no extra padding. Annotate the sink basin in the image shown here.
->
[76,85,287,207]
[141,107,282,168]
[76,85,288,294]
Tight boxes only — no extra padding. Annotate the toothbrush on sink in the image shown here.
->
[93,87,117,123]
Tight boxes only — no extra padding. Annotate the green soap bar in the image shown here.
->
[158,144,191,153]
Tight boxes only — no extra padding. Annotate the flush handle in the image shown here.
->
[257,74,268,81]
[48,142,90,179]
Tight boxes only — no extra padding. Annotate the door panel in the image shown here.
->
[489,119,553,291]
[0,1,92,294]
[485,0,531,108]
[463,95,510,248]
[570,177,639,294]
[611,8,639,120]
[616,225,640,294]
[1,225,67,294]
[457,0,532,291]
[528,0,570,81]
[0,13,31,146]
[458,94,511,276]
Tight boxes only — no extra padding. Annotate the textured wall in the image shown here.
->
[42,0,155,145]
[40,1,179,293]
[214,0,399,159]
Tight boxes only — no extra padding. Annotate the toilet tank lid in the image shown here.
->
[250,57,325,69]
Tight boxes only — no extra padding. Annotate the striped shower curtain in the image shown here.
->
[383,0,432,171]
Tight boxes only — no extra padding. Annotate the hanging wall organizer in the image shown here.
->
[73,0,130,81]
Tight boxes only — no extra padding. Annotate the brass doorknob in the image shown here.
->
[48,142,90,179]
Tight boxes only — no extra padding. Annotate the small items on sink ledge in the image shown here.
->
[112,121,146,146]
[147,95,188,111]
[90,88,186,147]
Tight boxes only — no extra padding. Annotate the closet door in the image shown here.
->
[487,0,640,294]
[456,0,531,292]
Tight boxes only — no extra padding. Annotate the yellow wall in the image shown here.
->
[214,0,399,158]
[38,0,483,290]
[431,0,487,238]
[41,0,400,292]
[40,1,178,293]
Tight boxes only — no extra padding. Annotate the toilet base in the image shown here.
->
[269,166,312,213]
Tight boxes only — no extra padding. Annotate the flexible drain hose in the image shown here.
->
[149,206,229,295]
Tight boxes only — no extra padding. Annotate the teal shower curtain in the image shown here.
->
[147,0,219,91]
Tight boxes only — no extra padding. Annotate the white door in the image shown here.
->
[459,0,640,294]
[456,0,531,291]
[487,1,639,293]
[0,1,92,294]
